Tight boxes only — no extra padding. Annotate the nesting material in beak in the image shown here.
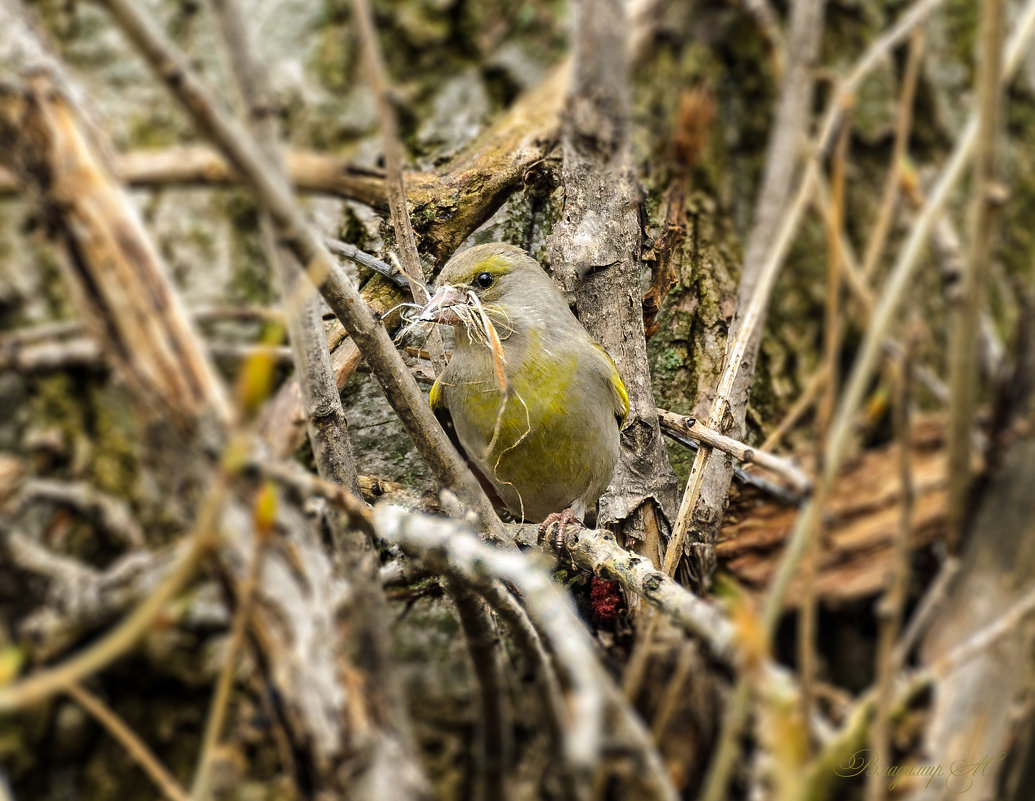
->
[419,285,467,325]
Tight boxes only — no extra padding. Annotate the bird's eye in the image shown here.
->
[474,272,495,289]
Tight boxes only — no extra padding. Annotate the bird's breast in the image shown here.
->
[442,333,619,521]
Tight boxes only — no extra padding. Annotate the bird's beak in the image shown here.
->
[418,284,467,325]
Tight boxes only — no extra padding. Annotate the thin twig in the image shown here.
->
[0,335,296,373]
[349,0,425,298]
[257,458,374,535]
[0,305,284,350]
[447,583,512,801]
[190,488,272,801]
[860,30,925,280]
[935,581,1035,677]
[659,427,802,503]
[324,237,410,289]
[478,581,580,799]
[865,334,915,801]
[814,0,945,154]
[649,641,698,740]
[350,0,447,372]
[761,365,828,452]
[758,0,951,459]
[699,678,753,801]
[799,118,848,739]
[657,410,811,498]
[946,0,1006,553]
[208,0,362,497]
[890,556,960,667]
[602,679,681,801]
[66,682,191,801]
[620,609,661,701]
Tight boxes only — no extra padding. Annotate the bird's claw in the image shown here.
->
[539,508,581,551]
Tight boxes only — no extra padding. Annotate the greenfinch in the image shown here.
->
[419,243,628,535]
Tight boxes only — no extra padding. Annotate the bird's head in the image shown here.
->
[419,243,563,337]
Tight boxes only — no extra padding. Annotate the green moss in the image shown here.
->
[1001,95,1035,288]
[221,193,273,305]
[30,375,136,480]
[942,0,979,68]
[125,112,185,149]
[86,385,138,496]
[659,347,683,371]
[309,7,355,92]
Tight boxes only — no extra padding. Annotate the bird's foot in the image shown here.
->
[539,508,581,551]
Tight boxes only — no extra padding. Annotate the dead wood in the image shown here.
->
[0,64,231,431]
[0,59,564,265]
[718,416,950,608]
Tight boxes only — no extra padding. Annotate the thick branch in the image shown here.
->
[373,505,604,777]
[548,0,678,569]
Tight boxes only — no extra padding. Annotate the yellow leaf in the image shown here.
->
[253,481,278,538]
[0,647,25,686]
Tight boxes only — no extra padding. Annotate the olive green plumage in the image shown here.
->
[423,243,628,523]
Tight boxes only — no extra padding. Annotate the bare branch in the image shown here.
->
[658,410,811,499]
[0,12,232,429]
[945,0,1006,552]
[0,483,224,711]
[558,524,736,663]
[89,0,507,542]
[372,504,604,776]
[15,478,145,548]
[448,583,512,801]
[66,682,191,801]
[0,147,389,205]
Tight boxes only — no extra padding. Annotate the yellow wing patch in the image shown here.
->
[429,377,444,411]
[595,344,629,427]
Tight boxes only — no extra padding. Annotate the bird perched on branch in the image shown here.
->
[418,242,628,542]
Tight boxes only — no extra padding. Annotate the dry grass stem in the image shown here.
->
[190,496,272,801]
[865,341,916,801]
[860,30,925,280]
[66,683,191,801]
[946,0,1006,552]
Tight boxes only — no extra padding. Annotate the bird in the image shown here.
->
[418,242,628,543]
